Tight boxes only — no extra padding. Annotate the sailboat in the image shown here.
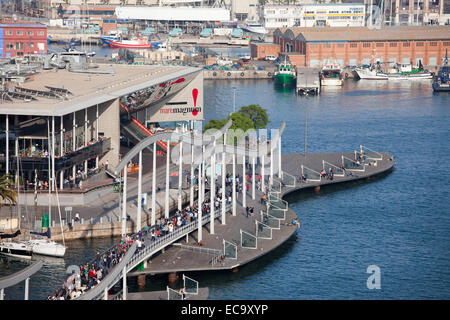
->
[0,230,33,260]
[26,118,66,258]
[0,160,33,260]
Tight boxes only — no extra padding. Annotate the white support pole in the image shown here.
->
[178,139,183,211]
[104,288,108,301]
[261,150,265,194]
[96,104,99,169]
[197,156,203,243]
[252,156,256,200]
[201,145,205,205]
[137,150,142,232]
[270,141,274,188]
[24,277,29,300]
[232,153,236,216]
[60,115,64,189]
[51,116,55,192]
[5,115,8,175]
[14,138,18,185]
[122,267,127,300]
[122,165,127,236]
[242,154,246,209]
[165,140,170,219]
[72,112,76,179]
[0,288,4,300]
[221,148,226,225]
[278,135,282,178]
[190,143,194,208]
[210,141,215,234]
[151,142,156,226]
[84,108,88,174]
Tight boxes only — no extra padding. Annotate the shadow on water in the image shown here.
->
[283,168,394,204]
[128,233,299,294]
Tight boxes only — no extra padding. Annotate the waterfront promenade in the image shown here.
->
[128,151,394,277]
[51,148,392,299]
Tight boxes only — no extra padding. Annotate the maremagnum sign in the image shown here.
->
[147,72,204,122]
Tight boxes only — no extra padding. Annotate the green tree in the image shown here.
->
[203,118,229,132]
[228,112,254,132]
[238,104,270,129]
[0,174,17,206]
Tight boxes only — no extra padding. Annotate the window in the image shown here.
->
[16,42,24,50]
[6,43,14,50]
[37,31,45,36]
[376,42,384,47]
[28,42,34,48]
[27,31,34,36]
[323,43,331,48]
[443,42,450,46]
[349,43,358,48]
[337,43,345,48]
[5,30,13,35]
[16,31,23,35]
[416,42,424,47]
[429,56,437,65]
[429,42,437,47]
[403,42,410,47]
[363,43,371,48]
[389,42,397,47]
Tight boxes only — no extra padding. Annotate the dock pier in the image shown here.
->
[296,67,320,95]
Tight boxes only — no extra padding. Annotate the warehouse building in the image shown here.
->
[272,25,450,67]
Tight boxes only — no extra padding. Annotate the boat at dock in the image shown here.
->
[274,57,296,86]
[0,231,33,260]
[355,62,433,80]
[320,64,343,86]
[432,51,449,92]
[109,38,152,49]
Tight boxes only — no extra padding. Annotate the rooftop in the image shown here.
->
[274,26,450,42]
[0,64,200,117]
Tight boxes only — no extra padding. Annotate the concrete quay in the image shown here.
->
[203,69,276,80]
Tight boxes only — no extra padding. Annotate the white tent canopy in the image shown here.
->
[115,6,231,22]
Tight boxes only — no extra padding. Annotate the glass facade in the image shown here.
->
[261,213,280,229]
[241,230,257,249]
[256,221,272,239]
[342,155,365,171]
[302,165,321,181]
[223,240,237,259]
[183,275,199,295]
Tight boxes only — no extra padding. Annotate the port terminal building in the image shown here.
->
[0,62,203,194]
[268,25,450,67]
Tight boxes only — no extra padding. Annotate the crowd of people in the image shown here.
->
[48,234,136,300]
[47,165,299,300]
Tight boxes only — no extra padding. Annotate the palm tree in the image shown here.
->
[0,174,17,206]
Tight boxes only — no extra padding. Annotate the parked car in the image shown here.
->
[265,55,276,61]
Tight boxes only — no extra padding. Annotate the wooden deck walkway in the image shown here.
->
[128,151,395,277]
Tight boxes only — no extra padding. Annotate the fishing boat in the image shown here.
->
[109,37,152,49]
[274,57,296,86]
[432,51,449,92]
[100,30,121,46]
[355,62,433,80]
[320,64,343,86]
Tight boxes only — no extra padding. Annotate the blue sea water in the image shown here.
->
[199,79,450,299]
[1,74,449,300]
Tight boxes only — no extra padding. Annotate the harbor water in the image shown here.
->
[1,76,449,299]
